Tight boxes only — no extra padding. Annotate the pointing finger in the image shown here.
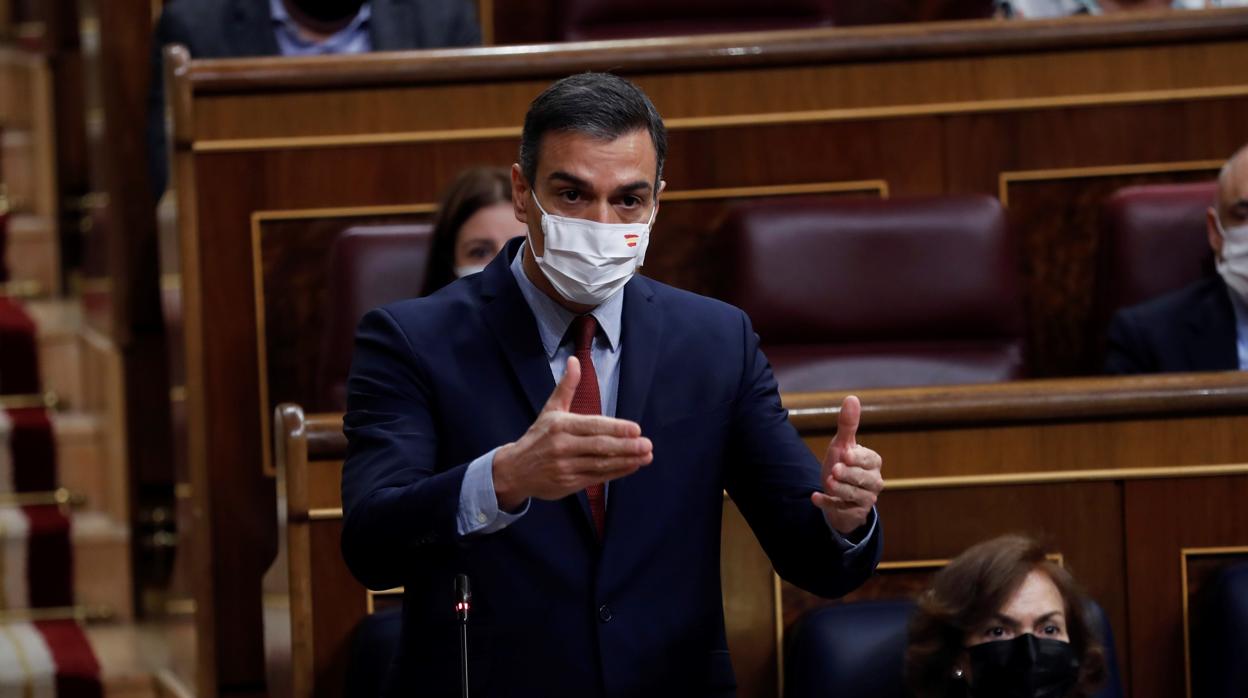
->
[543,356,581,414]
[558,413,643,438]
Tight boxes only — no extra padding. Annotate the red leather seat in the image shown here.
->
[1098,182,1218,319]
[556,0,834,40]
[830,0,995,25]
[316,224,433,411]
[553,0,995,40]
[717,195,1024,392]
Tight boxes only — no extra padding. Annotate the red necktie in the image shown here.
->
[570,315,605,537]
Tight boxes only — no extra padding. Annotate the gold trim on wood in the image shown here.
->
[877,558,950,571]
[0,604,114,624]
[773,573,784,698]
[0,488,84,509]
[998,159,1223,206]
[888,463,1248,491]
[365,587,404,615]
[0,392,58,410]
[1180,545,1248,698]
[188,85,1248,154]
[661,180,888,201]
[194,126,522,153]
[307,507,343,521]
[250,203,438,477]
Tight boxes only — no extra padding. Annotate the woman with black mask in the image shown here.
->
[906,535,1108,698]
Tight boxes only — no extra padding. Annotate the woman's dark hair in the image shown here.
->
[906,535,1107,698]
[518,72,667,186]
[422,167,513,296]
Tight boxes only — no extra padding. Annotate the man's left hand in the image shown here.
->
[810,395,885,536]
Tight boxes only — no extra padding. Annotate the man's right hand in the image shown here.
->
[492,356,653,511]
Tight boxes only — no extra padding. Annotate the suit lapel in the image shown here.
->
[1185,277,1239,371]
[480,240,554,418]
[614,277,662,425]
[227,0,281,57]
[601,277,663,544]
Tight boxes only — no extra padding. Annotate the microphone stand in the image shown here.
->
[455,574,472,698]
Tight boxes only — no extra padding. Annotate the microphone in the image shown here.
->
[455,573,471,621]
[454,574,471,698]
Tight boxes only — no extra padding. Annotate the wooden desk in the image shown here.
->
[268,372,1248,698]
[164,12,1248,697]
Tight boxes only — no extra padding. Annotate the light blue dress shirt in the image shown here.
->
[456,245,875,554]
[1227,285,1248,370]
[269,0,372,57]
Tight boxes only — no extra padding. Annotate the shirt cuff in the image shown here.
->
[825,506,878,557]
[456,447,530,536]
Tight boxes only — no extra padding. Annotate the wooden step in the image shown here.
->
[1,129,35,212]
[53,411,126,523]
[4,214,57,299]
[19,298,83,410]
[87,618,197,698]
[73,511,133,622]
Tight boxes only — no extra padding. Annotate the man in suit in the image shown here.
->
[1105,145,1248,374]
[146,0,481,195]
[341,73,884,695]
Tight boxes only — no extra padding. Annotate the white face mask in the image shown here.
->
[454,264,486,278]
[527,191,656,306]
[1215,213,1248,300]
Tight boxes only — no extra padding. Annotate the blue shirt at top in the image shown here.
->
[269,0,372,56]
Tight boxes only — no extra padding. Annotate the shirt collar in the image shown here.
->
[509,243,623,359]
[269,0,371,46]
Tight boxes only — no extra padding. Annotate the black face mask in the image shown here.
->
[966,633,1080,698]
[289,0,365,23]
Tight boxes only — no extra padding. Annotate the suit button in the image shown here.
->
[598,604,613,623]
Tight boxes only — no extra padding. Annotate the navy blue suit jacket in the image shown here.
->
[341,240,882,696]
[1104,275,1238,374]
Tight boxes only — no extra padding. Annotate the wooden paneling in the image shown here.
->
[166,12,1248,698]
[783,483,1128,682]
[272,371,1248,698]
[256,212,435,425]
[1124,478,1248,698]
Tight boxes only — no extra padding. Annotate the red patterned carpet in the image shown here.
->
[0,292,101,698]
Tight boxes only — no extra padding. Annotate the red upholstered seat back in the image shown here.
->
[830,0,995,25]
[553,0,996,40]
[1098,182,1218,317]
[556,0,834,40]
[717,195,1024,392]
[316,224,433,411]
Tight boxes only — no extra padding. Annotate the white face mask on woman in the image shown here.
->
[1215,213,1248,301]
[527,191,656,306]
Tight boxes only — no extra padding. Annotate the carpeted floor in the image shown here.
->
[0,292,101,698]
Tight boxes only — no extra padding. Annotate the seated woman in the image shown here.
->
[421,166,526,295]
[906,535,1107,698]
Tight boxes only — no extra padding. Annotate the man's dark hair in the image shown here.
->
[519,72,667,186]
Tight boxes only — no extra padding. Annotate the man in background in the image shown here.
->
[146,0,482,195]
[1105,145,1248,374]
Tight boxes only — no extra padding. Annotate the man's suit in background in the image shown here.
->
[341,239,882,696]
[146,0,481,195]
[1105,275,1239,374]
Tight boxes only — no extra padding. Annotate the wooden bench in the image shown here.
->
[268,371,1248,698]
[164,11,1248,695]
